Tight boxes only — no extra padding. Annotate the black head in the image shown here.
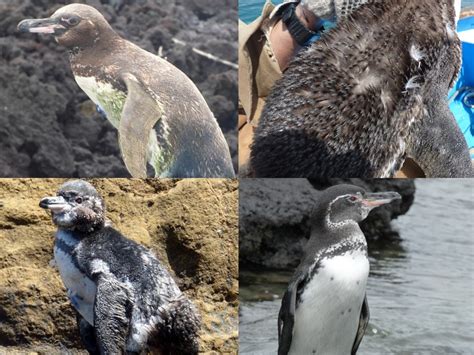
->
[17,4,115,49]
[312,184,401,229]
[39,180,105,232]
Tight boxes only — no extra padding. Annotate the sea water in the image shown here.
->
[240,0,474,23]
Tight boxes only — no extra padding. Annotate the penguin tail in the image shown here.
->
[151,294,201,354]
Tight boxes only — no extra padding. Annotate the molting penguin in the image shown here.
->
[278,184,401,355]
[251,0,473,178]
[18,4,235,178]
[39,180,200,354]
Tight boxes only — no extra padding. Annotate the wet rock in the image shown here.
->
[0,178,238,353]
[240,179,415,269]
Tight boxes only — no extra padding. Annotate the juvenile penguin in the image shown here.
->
[278,184,401,355]
[39,180,200,354]
[18,4,235,178]
[251,0,473,178]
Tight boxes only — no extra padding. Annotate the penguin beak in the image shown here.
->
[39,196,71,213]
[361,191,401,208]
[17,18,66,35]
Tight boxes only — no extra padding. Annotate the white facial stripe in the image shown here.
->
[325,194,360,228]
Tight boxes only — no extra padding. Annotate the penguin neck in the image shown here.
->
[68,31,121,64]
[308,221,364,245]
[57,220,105,235]
[305,216,366,261]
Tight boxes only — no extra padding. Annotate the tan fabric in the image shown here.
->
[238,117,254,176]
[238,1,282,124]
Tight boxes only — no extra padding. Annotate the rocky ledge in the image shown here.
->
[0,178,238,353]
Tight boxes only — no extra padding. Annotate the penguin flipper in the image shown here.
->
[119,73,163,178]
[406,98,473,177]
[351,294,370,355]
[278,276,303,355]
[93,275,133,354]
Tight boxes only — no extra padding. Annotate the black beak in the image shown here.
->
[17,17,66,35]
[361,191,401,208]
[39,195,70,212]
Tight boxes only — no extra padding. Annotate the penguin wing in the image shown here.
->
[351,294,370,355]
[405,93,473,178]
[119,73,163,178]
[93,274,133,353]
[278,275,304,355]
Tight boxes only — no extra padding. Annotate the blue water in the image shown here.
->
[239,0,278,23]
[464,0,474,9]
[450,16,474,156]
[240,0,474,23]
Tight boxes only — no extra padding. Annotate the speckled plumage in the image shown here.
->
[40,180,200,354]
[251,0,473,178]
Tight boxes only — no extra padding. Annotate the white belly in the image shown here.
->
[289,251,369,355]
[54,231,96,325]
[74,75,127,129]
[74,75,162,174]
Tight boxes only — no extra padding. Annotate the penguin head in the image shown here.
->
[40,180,105,232]
[17,4,115,49]
[314,184,401,228]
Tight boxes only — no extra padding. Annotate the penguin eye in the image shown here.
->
[62,16,80,26]
[347,196,358,202]
[75,197,83,204]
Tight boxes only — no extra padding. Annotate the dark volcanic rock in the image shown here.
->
[240,179,415,269]
[0,0,237,177]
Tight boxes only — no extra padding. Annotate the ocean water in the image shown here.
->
[240,0,474,23]
[464,0,474,9]
[240,179,474,354]
[239,0,277,23]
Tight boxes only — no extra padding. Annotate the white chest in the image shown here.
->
[54,230,96,325]
[74,75,160,172]
[289,251,369,355]
[74,75,127,129]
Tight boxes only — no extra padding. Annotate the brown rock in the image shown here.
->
[0,178,238,353]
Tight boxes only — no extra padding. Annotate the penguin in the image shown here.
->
[18,4,235,178]
[39,180,200,354]
[251,0,473,178]
[278,184,401,355]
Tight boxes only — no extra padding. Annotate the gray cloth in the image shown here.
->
[301,0,369,20]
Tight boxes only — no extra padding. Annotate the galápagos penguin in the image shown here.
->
[39,180,200,354]
[251,0,473,178]
[18,4,235,178]
[278,184,401,355]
